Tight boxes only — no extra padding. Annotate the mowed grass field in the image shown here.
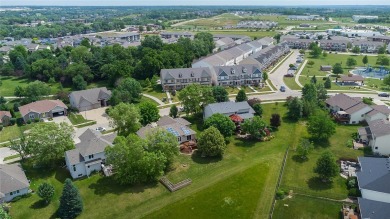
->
[10,104,292,219]
[273,195,342,219]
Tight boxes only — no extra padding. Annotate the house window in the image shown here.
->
[179,73,182,78]
[17,190,19,194]
[29,114,35,119]
[191,73,194,77]
[89,154,94,159]
[361,114,364,117]
[177,137,181,142]
[10,192,13,195]
[88,165,90,168]
[73,165,76,171]
[187,135,191,141]
[375,147,378,150]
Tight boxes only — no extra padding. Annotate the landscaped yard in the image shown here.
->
[142,84,168,102]
[0,123,35,143]
[273,195,342,219]
[283,77,302,90]
[10,104,292,219]
[68,113,94,125]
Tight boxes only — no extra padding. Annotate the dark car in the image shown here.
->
[280,86,286,92]
[378,93,390,97]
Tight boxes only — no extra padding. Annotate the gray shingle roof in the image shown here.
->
[357,157,390,193]
[358,198,390,219]
[204,101,255,119]
[326,93,363,111]
[136,116,195,139]
[366,119,390,137]
[160,67,212,81]
[65,129,116,165]
[69,87,111,106]
[0,163,29,195]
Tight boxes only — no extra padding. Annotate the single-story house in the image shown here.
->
[203,101,255,120]
[18,99,68,123]
[339,74,365,86]
[136,116,196,144]
[320,65,332,71]
[65,129,116,179]
[0,163,30,202]
[356,157,390,219]
[69,87,112,112]
[358,119,390,156]
[326,93,381,124]
[0,111,11,126]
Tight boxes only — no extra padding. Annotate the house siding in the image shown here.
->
[3,187,29,202]
[0,115,11,126]
[371,135,390,156]
[349,106,373,124]
[361,189,390,204]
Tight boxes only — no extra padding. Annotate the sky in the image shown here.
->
[1,0,390,6]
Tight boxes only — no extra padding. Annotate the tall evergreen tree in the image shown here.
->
[58,179,83,219]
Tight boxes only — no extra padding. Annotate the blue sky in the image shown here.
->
[1,0,390,6]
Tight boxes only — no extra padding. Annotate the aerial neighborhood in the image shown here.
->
[1,4,390,219]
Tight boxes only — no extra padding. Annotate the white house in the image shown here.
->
[326,93,390,125]
[0,163,30,202]
[358,119,390,156]
[357,157,390,219]
[65,129,116,179]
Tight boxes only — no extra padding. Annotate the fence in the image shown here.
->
[269,147,289,219]
[160,177,192,192]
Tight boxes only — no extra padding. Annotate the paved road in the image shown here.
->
[269,50,300,92]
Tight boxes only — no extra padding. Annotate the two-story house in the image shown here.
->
[214,64,263,87]
[65,129,116,179]
[160,67,215,91]
[358,119,390,156]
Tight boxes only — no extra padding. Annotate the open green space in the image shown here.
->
[142,84,168,102]
[203,30,277,39]
[181,13,242,28]
[0,123,34,143]
[68,113,94,125]
[10,104,291,219]
[283,77,302,90]
[273,195,342,219]
[280,125,363,200]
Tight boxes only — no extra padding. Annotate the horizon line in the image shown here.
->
[2,4,390,7]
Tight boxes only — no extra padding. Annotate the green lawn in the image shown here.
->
[273,195,342,219]
[142,84,168,102]
[68,113,93,125]
[0,123,35,143]
[283,77,302,90]
[280,125,363,200]
[10,104,292,219]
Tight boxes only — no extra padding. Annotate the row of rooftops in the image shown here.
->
[281,35,386,47]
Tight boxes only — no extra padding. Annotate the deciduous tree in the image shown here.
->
[138,102,160,126]
[197,126,226,157]
[346,57,357,67]
[307,110,336,141]
[235,89,248,102]
[270,113,281,128]
[38,182,55,204]
[287,97,303,120]
[332,63,343,75]
[178,84,214,115]
[212,86,229,102]
[296,139,314,160]
[204,113,236,137]
[241,116,268,139]
[110,78,142,105]
[108,103,141,136]
[314,151,339,182]
[169,105,178,118]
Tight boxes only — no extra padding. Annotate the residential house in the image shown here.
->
[136,116,196,144]
[240,42,290,69]
[319,39,350,52]
[160,32,193,40]
[65,129,117,179]
[69,87,112,112]
[356,157,390,219]
[352,15,378,22]
[0,163,30,203]
[203,101,255,120]
[214,64,263,87]
[0,111,11,126]
[212,34,251,42]
[161,67,215,91]
[339,75,365,86]
[280,37,313,49]
[365,105,390,122]
[352,40,384,53]
[367,36,390,44]
[358,119,390,155]
[18,99,68,123]
[326,93,373,124]
[214,37,236,52]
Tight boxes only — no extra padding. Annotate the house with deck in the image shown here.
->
[18,99,68,123]
[69,87,111,112]
[0,163,30,203]
[136,116,196,144]
[358,119,390,156]
[65,129,117,179]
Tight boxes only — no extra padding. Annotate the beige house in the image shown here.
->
[18,99,68,123]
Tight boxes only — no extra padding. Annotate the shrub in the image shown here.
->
[171,90,176,96]
[13,102,20,112]
[34,118,40,123]
[348,188,361,197]
[247,98,261,107]
[346,139,354,148]
[9,118,16,126]
[347,177,357,189]
[0,125,3,131]
[27,119,32,124]
[16,118,24,126]
[276,189,287,200]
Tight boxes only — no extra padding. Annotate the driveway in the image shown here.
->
[51,115,72,126]
[73,107,111,143]
[0,147,18,164]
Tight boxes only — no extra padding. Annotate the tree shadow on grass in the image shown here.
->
[307,176,334,191]
[310,138,331,148]
[30,200,48,209]
[234,138,259,147]
[292,154,308,163]
[88,176,158,196]
[191,151,222,164]
[281,115,298,124]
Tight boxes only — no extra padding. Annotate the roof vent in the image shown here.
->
[179,73,182,78]
[231,69,235,74]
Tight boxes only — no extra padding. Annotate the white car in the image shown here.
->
[95,127,106,132]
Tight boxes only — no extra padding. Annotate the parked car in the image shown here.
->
[96,127,106,132]
[378,93,390,97]
[284,74,294,77]
[280,86,286,92]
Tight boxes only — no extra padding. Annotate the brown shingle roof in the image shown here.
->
[326,93,363,111]
[18,100,67,117]
[0,111,11,123]
[340,75,365,82]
